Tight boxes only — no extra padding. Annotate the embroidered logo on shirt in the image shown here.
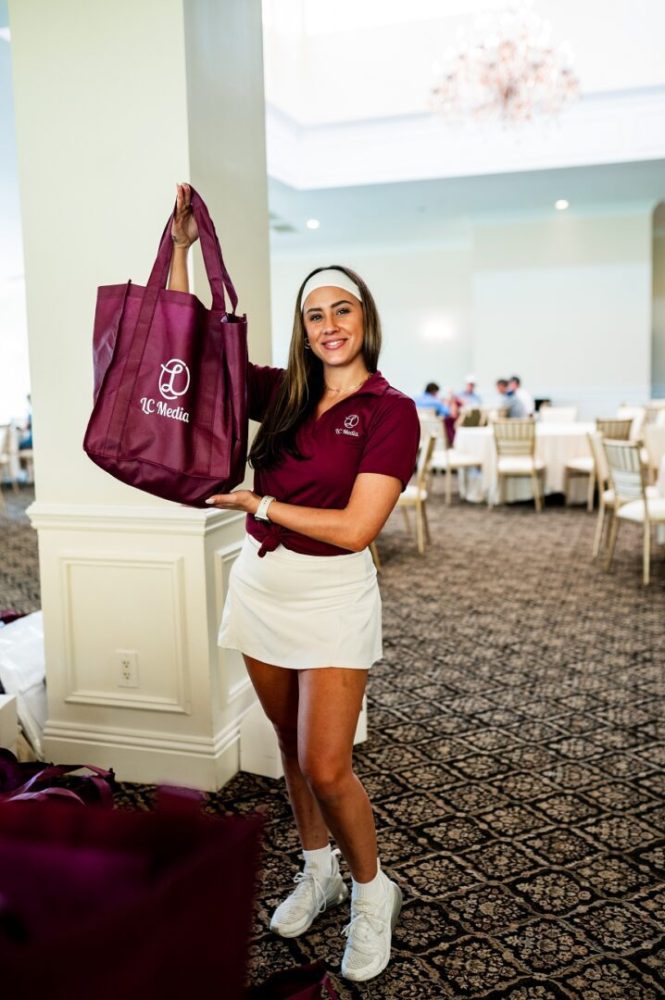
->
[335,413,360,437]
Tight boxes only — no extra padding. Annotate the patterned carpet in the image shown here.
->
[2,483,664,997]
[0,486,40,613]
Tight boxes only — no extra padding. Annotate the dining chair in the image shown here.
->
[491,418,545,511]
[588,431,612,556]
[18,448,34,485]
[563,422,594,509]
[596,418,633,441]
[540,405,579,423]
[644,402,665,426]
[603,439,665,585]
[369,541,381,572]
[430,436,483,505]
[589,432,659,558]
[616,405,646,441]
[643,425,665,485]
[396,433,436,554]
[417,409,445,445]
[457,407,483,428]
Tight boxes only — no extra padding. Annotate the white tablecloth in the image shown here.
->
[455,423,595,503]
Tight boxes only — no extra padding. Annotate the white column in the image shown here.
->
[9,0,272,789]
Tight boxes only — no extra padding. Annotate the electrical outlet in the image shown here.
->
[116,649,139,688]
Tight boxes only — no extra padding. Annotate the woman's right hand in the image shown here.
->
[171,182,199,249]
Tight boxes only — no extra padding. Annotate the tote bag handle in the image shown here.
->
[103,187,238,455]
[148,187,238,314]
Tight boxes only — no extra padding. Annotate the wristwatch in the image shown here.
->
[254,495,276,522]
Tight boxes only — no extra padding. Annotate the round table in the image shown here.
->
[455,422,595,504]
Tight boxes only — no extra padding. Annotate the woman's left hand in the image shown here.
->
[205,490,260,514]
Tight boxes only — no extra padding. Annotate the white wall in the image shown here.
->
[271,208,653,416]
[0,7,30,425]
[653,229,665,398]
[10,0,193,505]
[471,211,653,415]
[270,239,473,398]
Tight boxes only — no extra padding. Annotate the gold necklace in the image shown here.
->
[324,373,370,394]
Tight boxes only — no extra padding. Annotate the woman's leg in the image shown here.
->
[244,656,377,878]
[296,670,402,984]
[297,667,377,883]
[243,655,329,850]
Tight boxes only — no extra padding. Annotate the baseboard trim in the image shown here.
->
[43,718,241,791]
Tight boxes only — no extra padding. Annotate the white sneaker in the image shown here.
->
[270,849,348,938]
[341,872,402,982]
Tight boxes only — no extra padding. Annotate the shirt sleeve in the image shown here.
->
[358,395,421,490]
[247,362,285,422]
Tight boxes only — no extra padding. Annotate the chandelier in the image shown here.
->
[431,1,580,125]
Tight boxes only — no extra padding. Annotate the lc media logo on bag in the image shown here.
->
[139,358,191,423]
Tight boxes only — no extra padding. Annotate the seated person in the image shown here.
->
[496,378,527,419]
[19,394,32,450]
[508,375,534,416]
[458,375,482,407]
[414,382,450,418]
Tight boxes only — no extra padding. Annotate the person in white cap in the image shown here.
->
[458,375,482,407]
[169,184,420,983]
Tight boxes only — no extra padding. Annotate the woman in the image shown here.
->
[170,183,420,983]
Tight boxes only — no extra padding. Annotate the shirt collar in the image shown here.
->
[354,370,389,398]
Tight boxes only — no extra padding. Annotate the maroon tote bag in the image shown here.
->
[0,792,263,1000]
[83,187,247,506]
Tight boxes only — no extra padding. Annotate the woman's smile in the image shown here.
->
[303,286,365,370]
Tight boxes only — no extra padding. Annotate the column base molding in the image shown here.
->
[43,716,245,791]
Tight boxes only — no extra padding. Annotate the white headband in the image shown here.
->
[301,268,363,313]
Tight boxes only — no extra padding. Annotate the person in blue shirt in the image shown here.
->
[414,382,450,418]
[458,375,482,408]
[19,394,32,450]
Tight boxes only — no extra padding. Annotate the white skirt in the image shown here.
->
[218,535,382,669]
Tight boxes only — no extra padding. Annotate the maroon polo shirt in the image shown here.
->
[245,365,420,556]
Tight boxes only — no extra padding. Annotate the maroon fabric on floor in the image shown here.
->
[0,790,263,1000]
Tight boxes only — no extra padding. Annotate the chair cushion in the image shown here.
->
[565,457,594,473]
[430,450,448,472]
[398,485,427,503]
[617,497,665,523]
[497,456,545,474]
[608,485,659,506]
[430,449,482,471]
[448,449,483,469]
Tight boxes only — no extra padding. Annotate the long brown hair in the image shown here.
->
[249,265,382,470]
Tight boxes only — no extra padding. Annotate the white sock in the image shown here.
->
[352,862,385,903]
[302,844,332,877]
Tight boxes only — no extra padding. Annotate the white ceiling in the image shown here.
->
[262,0,665,126]
[262,1,665,248]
